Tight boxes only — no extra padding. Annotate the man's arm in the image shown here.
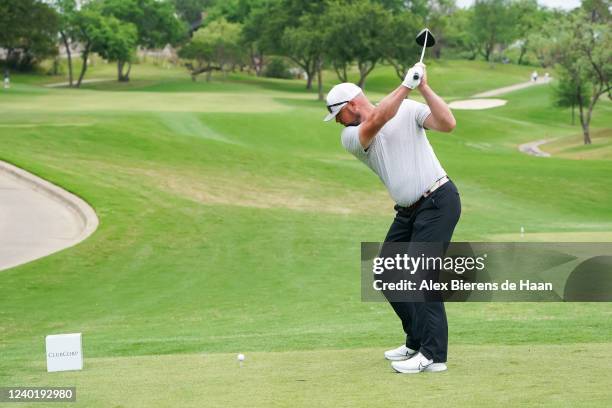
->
[358,85,411,148]
[420,83,456,133]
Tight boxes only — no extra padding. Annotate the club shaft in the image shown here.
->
[419,31,428,63]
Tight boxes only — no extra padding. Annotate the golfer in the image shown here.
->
[324,63,461,374]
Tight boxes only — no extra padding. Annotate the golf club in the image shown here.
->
[413,28,436,80]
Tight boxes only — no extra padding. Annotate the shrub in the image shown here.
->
[264,57,292,79]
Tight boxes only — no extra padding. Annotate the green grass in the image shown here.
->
[7,345,611,408]
[0,59,611,407]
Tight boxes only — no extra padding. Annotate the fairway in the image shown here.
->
[1,60,611,406]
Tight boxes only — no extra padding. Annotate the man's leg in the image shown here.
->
[383,212,420,350]
[410,181,461,363]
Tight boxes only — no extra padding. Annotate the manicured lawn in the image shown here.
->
[1,60,610,406]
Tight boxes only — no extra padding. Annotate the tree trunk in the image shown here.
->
[305,70,313,89]
[517,45,527,65]
[125,62,132,81]
[316,58,323,102]
[76,46,90,88]
[117,61,131,82]
[306,58,317,89]
[581,123,591,145]
[571,103,575,126]
[357,60,377,89]
[256,53,264,76]
[60,31,74,87]
[386,58,406,81]
[189,63,221,81]
[577,97,591,145]
[333,63,348,82]
[250,46,263,76]
[6,48,13,66]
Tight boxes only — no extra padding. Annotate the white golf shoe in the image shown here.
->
[384,345,417,361]
[391,352,448,374]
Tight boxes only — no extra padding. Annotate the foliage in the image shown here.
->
[100,0,187,80]
[0,0,59,71]
[172,0,212,28]
[323,0,392,88]
[263,57,292,79]
[536,10,611,143]
[89,15,138,65]
[179,18,243,81]
[381,11,423,80]
[469,0,517,61]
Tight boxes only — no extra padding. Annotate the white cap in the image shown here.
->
[323,83,362,122]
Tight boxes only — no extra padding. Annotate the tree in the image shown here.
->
[206,0,268,75]
[469,0,516,61]
[424,0,457,59]
[100,0,186,81]
[242,1,278,77]
[539,12,611,144]
[90,17,138,81]
[508,0,549,65]
[179,30,217,81]
[178,18,243,81]
[283,13,327,100]
[206,0,267,24]
[324,0,392,88]
[51,0,81,86]
[71,5,110,87]
[553,68,590,125]
[382,11,422,80]
[444,8,479,60]
[243,0,327,89]
[71,7,97,87]
[0,0,59,71]
[172,0,212,33]
[582,0,611,23]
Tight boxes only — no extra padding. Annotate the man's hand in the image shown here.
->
[402,62,426,90]
[415,62,427,91]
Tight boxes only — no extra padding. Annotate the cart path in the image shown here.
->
[518,139,552,157]
[0,161,98,271]
[472,76,552,98]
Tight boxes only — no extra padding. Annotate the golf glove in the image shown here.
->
[402,65,424,89]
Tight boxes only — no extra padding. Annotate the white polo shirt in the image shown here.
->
[341,99,446,207]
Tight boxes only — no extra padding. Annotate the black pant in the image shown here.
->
[383,180,461,362]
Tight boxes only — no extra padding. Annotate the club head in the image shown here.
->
[416,28,435,47]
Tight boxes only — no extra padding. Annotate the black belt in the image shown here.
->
[394,176,450,214]
[394,196,427,214]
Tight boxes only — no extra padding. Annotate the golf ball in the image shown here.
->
[237,353,245,361]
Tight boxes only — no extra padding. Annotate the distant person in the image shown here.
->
[3,70,9,89]
[545,72,550,80]
[531,71,538,82]
[324,63,460,374]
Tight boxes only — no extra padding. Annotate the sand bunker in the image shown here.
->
[448,98,507,110]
